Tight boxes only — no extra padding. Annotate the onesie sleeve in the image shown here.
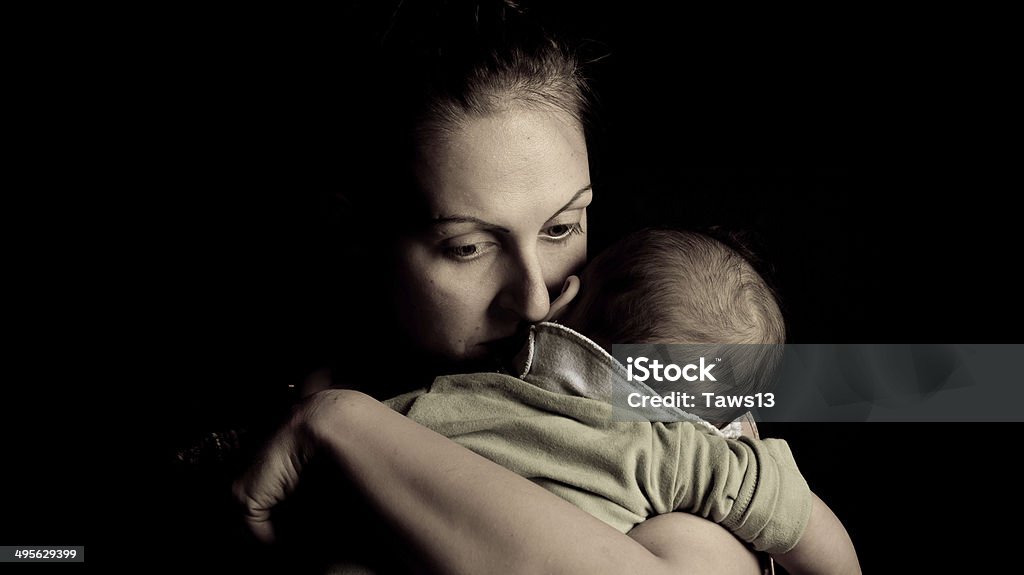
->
[647,423,812,554]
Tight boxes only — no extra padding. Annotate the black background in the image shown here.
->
[5,2,1019,572]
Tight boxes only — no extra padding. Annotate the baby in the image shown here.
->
[540,227,785,428]
[386,228,859,573]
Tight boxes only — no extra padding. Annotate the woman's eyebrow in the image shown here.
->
[548,185,593,219]
[429,215,510,233]
[429,185,592,233]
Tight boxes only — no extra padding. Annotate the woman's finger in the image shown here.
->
[232,424,307,544]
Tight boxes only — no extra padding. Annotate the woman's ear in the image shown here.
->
[544,275,580,322]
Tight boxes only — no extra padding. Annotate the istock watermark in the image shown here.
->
[610,344,1024,423]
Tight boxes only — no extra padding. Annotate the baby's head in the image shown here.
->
[557,228,785,423]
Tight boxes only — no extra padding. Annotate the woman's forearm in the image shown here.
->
[318,390,759,575]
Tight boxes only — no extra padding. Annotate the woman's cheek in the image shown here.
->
[418,258,483,309]
[399,247,454,318]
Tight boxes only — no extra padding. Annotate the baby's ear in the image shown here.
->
[544,275,580,322]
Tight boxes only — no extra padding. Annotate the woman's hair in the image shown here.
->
[338,0,596,231]
[383,1,590,135]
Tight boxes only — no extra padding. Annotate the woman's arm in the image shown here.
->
[628,512,764,574]
[236,389,761,575]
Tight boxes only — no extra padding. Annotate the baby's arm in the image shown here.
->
[658,425,860,572]
[659,426,809,551]
[774,492,861,574]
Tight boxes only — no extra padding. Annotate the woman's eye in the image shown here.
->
[442,242,495,262]
[542,222,584,241]
[451,245,478,258]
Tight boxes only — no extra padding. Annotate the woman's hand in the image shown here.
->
[232,388,354,543]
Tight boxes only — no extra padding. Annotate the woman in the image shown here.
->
[237,2,766,572]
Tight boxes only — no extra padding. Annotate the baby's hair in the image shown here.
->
[565,228,785,424]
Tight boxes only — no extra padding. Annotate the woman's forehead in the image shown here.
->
[415,108,590,223]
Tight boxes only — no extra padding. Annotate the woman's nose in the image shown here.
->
[496,250,551,323]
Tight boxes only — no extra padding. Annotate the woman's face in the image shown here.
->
[394,107,592,365]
